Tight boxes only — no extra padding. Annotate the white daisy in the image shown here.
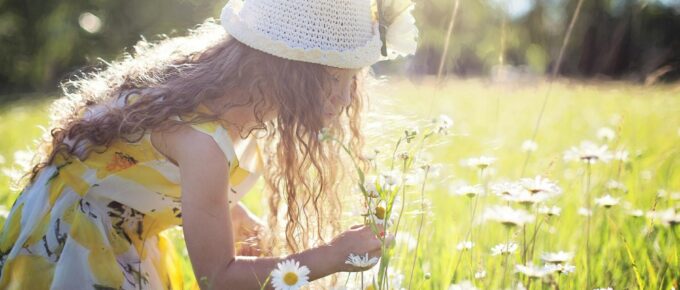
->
[538,205,561,217]
[593,288,613,290]
[270,259,310,290]
[368,202,394,227]
[380,170,400,190]
[519,176,562,196]
[484,206,535,227]
[563,141,613,164]
[474,270,486,279]
[490,181,522,196]
[448,280,477,290]
[541,251,574,264]
[452,184,484,198]
[363,175,380,198]
[596,127,616,141]
[521,140,538,152]
[491,242,518,256]
[595,194,620,208]
[434,114,453,134]
[456,240,475,251]
[578,207,593,217]
[515,263,548,279]
[605,180,628,193]
[502,189,552,206]
[544,263,576,275]
[462,156,496,170]
[345,253,379,268]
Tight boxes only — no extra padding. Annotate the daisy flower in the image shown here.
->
[578,207,593,217]
[521,139,538,152]
[595,194,620,208]
[605,180,627,193]
[434,114,453,134]
[613,149,629,162]
[270,259,310,290]
[462,156,496,170]
[596,127,616,141]
[474,270,486,279]
[563,141,613,164]
[451,184,484,198]
[491,242,518,256]
[345,253,379,268]
[448,280,477,290]
[541,251,574,264]
[515,263,548,279]
[363,175,380,198]
[490,181,521,196]
[519,176,562,196]
[368,202,394,227]
[501,189,552,206]
[456,240,475,251]
[544,263,576,275]
[484,206,535,227]
[538,205,562,217]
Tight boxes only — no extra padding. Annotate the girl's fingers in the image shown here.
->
[350,224,364,230]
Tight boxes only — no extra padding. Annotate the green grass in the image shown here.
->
[0,79,678,289]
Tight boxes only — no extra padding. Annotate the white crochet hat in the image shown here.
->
[220,0,418,69]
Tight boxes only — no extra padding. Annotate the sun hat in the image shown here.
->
[220,0,418,69]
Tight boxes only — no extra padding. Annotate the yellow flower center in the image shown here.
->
[365,285,376,290]
[375,206,386,220]
[283,272,298,285]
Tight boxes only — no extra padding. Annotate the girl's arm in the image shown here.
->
[153,126,386,289]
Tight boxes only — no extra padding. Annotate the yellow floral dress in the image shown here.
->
[0,109,263,289]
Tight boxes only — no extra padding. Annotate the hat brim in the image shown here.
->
[220,0,382,69]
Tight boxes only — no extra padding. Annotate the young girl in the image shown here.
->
[0,0,417,288]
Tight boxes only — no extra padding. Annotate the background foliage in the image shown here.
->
[1,0,680,97]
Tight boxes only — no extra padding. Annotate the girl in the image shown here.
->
[0,0,417,288]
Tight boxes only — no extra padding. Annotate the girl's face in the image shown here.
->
[323,67,359,121]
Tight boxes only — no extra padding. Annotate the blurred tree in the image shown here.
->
[1,0,679,98]
[0,0,221,96]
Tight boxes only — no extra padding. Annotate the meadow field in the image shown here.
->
[1,79,678,289]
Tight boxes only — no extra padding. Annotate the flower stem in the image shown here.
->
[407,167,430,290]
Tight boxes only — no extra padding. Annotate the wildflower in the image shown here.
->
[605,180,627,193]
[424,272,431,279]
[345,253,379,268]
[541,251,574,264]
[491,242,518,256]
[448,280,477,290]
[474,270,486,279]
[502,189,552,206]
[514,263,547,279]
[578,207,593,217]
[490,181,522,196]
[521,140,538,152]
[519,176,562,196]
[462,156,496,170]
[368,202,393,226]
[452,184,484,198]
[596,127,616,141]
[544,263,576,275]
[563,141,613,164]
[595,194,620,208]
[593,288,613,290]
[380,170,400,190]
[362,149,379,161]
[270,259,310,290]
[363,175,380,198]
[538,205,561,217]
[484,206,535,227]
[626,209,644,218]
[456,241,475,251]
[434,114,453,134]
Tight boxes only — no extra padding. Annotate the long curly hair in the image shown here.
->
[28,20,367,253]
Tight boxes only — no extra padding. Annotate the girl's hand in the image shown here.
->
[231,203,269,256]
[327,224,395,272]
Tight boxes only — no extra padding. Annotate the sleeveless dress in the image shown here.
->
[0,107,263,289]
